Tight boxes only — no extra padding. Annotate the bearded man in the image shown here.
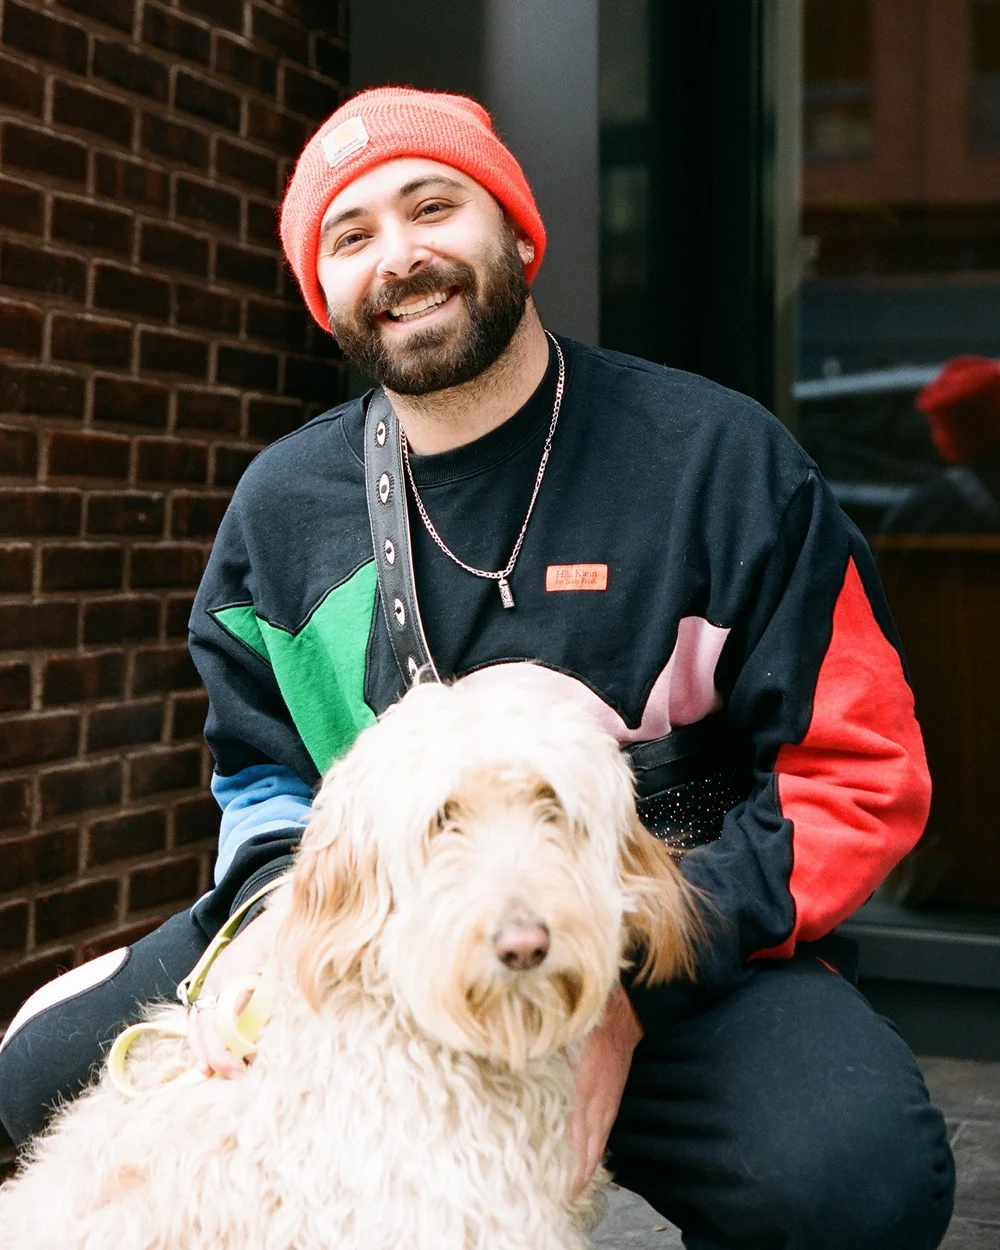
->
[0,88,954,1250]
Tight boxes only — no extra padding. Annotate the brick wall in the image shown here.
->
[0,0,348,1094]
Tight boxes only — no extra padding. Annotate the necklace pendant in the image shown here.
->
[498,576,515,610]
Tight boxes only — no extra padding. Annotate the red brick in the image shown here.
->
[56,0,134,35]
[0,424,37,474]
[284,356,343,403]
[93,264,170,321]
[180,0,243,34]
[0,901,29,953]
[175,71,241,131]
[0,176,44,235]
[171,690,208,738]
[215,138,277,194]
[50,315,133,370]
[214,445,256,487]
[132,644,200,694]
[42,651,124,705]
[175,284,241,334]
[0,712,79,769]
[94,154,169,211]
[170,492,228,538]
[282,67,340,119]
[0,662,31,712]
[245,99,306,152]
[142,3,210,63]
[93,38,169,102]
[36,879,119,943]
[175,176,241,232]
[215,242,278,292]
[0,601,77,650]
[130,544,204,589]
[140,113,209,170]
[0,489,81,536]
[0,545,32,592]
[46,431,131,481]
[87,492,165,536]
[247,198,278,244]
[128,855,200,911]
[0,300,43,358]
[83,596,160,644]
[140,222,209,276]
[314,35,349,82]
[0,122,87,186]
[0,363,84,418]
[0,826,79,890]
[251,5,308,63]
[247,300,308,347]
[88,700,163,752]
[0,777,30,831]
[39,760,122,819]
[214,36,278,94]
[165,594,195,637]
[0,951,76,1023]
[139,330,208,379]
[173,792,217,843]
[129,745,202,798]
[137,437,207,484]
[2,3,88,75]
[80,918,159,960]
[51,197,134,258]
[52,81,134,148]
[175,389,241,433]
[92,375,170,427]
[1,241,87,303]
[0,52,44,118]
[88,808,167,865]
[41,544,124,591]
[216,344,279,390]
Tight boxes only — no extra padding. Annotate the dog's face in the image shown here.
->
[284,670,699,1069]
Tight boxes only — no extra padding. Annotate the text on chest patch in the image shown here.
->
[545,564,608,592]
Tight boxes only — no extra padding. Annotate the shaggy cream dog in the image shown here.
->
[0,669,700,1250]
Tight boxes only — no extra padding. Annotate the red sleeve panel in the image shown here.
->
[759,556,931,960]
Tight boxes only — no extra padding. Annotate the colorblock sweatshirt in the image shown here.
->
[188,335,931,1031]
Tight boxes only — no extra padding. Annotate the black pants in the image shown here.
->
[0,916,954,1250]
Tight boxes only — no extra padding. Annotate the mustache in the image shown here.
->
[363,264,475,318]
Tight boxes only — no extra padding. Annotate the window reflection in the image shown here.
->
[972,0,1000,153]
[803,0,874,159]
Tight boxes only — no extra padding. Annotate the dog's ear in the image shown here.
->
[281,775,392,1009]
[619,816,703,986]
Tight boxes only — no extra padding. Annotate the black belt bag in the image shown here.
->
[363,389,747,849]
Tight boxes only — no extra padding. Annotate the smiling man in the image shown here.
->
[0,88,955,1250]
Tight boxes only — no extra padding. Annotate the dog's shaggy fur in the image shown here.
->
[0,669,700,1250]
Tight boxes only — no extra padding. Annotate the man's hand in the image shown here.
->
[569,983,645,1197]
[186,905,281,1079]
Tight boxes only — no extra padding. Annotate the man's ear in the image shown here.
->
[516,236,535,266]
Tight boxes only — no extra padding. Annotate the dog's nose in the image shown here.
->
[493,921,550,971]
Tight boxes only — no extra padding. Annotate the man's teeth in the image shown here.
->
[387,290,450,321]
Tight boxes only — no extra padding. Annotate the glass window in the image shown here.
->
[797,0,1000,922]
[972,0,1000,152]
[803,0,874,159]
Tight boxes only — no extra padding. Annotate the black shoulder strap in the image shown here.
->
[364,389,440,687]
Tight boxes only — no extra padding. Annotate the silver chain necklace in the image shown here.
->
[400,331,565,610]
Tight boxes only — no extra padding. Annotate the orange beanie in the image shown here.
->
[917,356,1000,464]
[279,87,546,332]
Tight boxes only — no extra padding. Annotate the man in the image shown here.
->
[0,88,954,1249]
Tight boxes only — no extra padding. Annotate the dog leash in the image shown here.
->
[106,877,285,1099]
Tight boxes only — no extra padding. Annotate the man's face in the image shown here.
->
[316,158,531,395]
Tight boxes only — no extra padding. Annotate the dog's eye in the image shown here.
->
[431,799,461,834]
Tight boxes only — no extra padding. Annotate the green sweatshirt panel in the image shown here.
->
[256,561,379,772]
[212,604,270,662]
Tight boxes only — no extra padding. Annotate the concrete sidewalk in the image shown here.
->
[589,1057,1000,1248]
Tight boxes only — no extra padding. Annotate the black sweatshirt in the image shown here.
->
[188,336,931,1031]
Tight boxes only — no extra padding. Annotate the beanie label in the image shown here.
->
[321,117,370,167]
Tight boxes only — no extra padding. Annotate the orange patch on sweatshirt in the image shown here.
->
[545,564,608,592]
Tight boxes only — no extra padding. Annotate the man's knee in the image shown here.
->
[742,1093,955,1250]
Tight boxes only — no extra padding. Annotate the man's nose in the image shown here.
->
[375,222,429,280]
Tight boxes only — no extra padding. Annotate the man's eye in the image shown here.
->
[417,201,449,218]
[334,231,366,252]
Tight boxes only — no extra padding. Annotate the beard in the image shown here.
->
[325,225,529,396]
